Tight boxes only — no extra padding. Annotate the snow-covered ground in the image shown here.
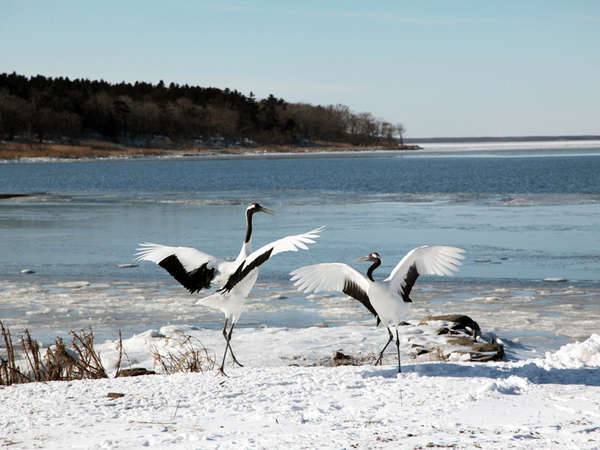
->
[2,325,599,449]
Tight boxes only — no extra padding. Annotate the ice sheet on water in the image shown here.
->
[1,278,599,359]
[53,281,90,289]
[413,139,600,153]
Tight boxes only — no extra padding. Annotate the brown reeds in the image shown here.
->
[1,322,215,385]
[1,321,25,385]
[153,334,215,374]
[0,321,118,385]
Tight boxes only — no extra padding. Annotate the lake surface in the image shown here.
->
[1,146,599,356]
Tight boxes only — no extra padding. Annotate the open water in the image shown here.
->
[1,145,599,356]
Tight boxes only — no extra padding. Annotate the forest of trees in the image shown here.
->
[0,72,405,147]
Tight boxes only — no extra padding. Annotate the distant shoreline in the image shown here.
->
[0,139,421,161]
[1,138,600,162]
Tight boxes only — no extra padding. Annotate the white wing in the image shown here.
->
[135,243,224,293]
[290,262,379,318]
[135,243,217,271]
[290,262,367,294]
[251,226,324,260]
[385,245,465,300]
[218,226,325,293]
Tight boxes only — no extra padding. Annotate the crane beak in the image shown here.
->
[259,206,275,216]
[356,255,372,262]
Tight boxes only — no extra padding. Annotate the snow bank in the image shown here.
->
[543,333,600,369]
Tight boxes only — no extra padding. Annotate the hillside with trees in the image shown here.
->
[0,72,406,150]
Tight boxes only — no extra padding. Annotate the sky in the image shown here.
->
[1,1,599,138]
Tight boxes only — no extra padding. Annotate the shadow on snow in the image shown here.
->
[360,362,600,387]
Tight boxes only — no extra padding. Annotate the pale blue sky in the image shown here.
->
[2,1,599,137]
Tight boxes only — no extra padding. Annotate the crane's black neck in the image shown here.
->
[244,209,255,243]
[367,259,381,281]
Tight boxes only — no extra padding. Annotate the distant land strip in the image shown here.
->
[0,139,424,160]
[0,72,408,158]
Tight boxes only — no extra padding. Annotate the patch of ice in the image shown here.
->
[543,277,567,283]
[53,281,90,289]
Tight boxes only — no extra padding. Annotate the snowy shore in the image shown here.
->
[2,326,599,449]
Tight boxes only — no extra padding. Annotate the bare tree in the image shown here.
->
[395,123,406,146]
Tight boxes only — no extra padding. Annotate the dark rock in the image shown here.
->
[415,314,504,363]
[419,314,481,339]
[447,337,477,347]
[107,392,125,399]
[320,351,367,367]
[116,368,156,377]
[333,351,350,360]
[332,351,353,365]
[436,327,459,336]
[470,343,505,361]
[444,338,504,362]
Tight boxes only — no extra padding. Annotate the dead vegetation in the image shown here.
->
[0,140,176,160]
[152,334,215,374]
[1,321,112,385]
[1,322,215,386]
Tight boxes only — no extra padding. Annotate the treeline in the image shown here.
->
[0,72,405,146]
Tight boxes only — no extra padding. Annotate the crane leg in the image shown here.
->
[395,328,402,373]
[217,318,231,376]
[375,327,394,366]
[227,322,244,367]
[217,319,244,376]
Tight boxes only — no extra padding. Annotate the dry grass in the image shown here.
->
[0,140,179,160]
[0,321,116,385]
[153,334,215,374]
[1,322,215,385]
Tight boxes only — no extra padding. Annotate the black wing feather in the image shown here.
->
[399,263,419,303]
[218,247,274,293]
[158,254,215,293]
[343,279,380,324]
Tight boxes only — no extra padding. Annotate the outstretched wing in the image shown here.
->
[290,262,379,320]
[385,246,465,302]
[135,243,221,293]
[218,226,325,293]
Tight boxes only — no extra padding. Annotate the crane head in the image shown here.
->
[247,202,275,216]
[356,252,381,263]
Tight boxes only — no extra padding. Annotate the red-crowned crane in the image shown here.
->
[290,246,465,373]
[137,202,324,375]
